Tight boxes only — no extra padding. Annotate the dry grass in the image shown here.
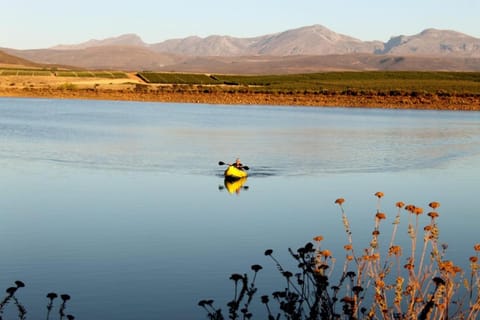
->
[328,194,479,319]
[0,282,74,320]
[200,193,479,319]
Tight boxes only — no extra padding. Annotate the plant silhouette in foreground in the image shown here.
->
[0,281,74,320]
[200,192,480,319]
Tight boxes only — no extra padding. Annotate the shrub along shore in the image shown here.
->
[1,70,479,110]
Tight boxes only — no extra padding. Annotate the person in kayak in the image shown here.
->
[233,158,243,169]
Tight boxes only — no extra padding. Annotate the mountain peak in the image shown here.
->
[51,33,146,50]
[381,28,480,55]
[420,28,462,36]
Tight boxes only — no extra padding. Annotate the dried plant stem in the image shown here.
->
[389,208,402,250]
[201,196,480,320]
[417,232,430,280]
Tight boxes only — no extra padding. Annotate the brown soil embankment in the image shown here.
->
[1,75,479,111]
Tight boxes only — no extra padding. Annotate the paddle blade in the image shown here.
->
[242,166,249,170]
[218,161,226,166]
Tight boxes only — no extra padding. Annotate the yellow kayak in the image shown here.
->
[224,177,247,194]
[224,165,248,180]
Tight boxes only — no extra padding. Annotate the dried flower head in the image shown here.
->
[414,207,424,215]
[428,211,439,218]
[60,294,71,301]
[321,249,332,258]
[335,198,345,205]
[439,260,462,274]
[251,264,263,272]
[375,212,386,220]
[433,277,446,286]
[46,292,58,300]
[375,279,385,288]
[389,245,402,256]
[404,284,414,295]
[429,201,440,209]
[405,204,416,213]
[396,201,405,208]
[343,244,353,251]
[374,192,384,198]
[230,274,243,282]
[404,263,415,271]
[313,235,324,242]
[352,286,364,294]
[474,244,480,252]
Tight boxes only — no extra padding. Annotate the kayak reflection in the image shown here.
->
[219,177,249,195]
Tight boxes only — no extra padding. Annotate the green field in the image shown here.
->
[138,71,480,95]
[2,68,480,96]
[0,69,53,76]
[137,72,218,85]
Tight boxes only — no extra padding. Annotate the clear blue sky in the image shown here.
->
[2,0,479,49]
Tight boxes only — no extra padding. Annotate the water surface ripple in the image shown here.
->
[1,98,479,176]
[1,98,480,319]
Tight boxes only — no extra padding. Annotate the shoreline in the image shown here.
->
[1,85,480,111]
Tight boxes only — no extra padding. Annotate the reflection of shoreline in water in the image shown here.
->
[220,177,248,194]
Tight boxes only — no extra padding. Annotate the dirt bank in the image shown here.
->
[1,75,479,111]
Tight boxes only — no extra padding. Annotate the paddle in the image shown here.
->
[218,161,249,170]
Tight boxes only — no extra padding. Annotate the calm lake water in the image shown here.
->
[1,98,480,319]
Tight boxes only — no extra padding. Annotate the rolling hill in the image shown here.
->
[0,50,42,68]
[3,46,181,71]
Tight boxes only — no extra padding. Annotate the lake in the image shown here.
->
[1,98,480,319]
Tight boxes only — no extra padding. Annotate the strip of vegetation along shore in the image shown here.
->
[0,71,479,110]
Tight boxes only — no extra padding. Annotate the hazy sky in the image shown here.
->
[2,0,479,49]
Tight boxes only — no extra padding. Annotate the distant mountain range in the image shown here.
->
[2,25,480,73]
